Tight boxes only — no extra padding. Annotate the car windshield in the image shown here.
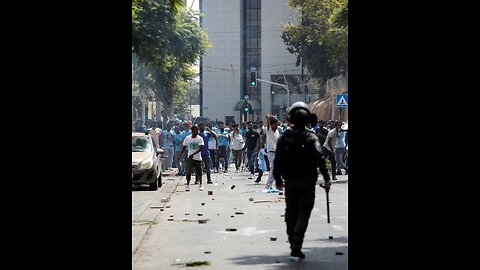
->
[132,137,153,152]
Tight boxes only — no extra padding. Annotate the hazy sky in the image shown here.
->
[186,0,199,10]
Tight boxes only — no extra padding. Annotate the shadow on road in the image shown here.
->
[131,185,154,192]
[227,246,348,270]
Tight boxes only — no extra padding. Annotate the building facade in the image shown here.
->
[200,0,313,123]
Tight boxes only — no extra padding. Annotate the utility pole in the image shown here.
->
[256,78,290,108]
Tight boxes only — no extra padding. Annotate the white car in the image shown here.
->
[132,133,163,190]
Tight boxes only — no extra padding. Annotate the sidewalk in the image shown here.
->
[132,167,348,270]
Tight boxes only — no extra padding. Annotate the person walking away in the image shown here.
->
[273,102,331,262]
[230,124,245,172]
[197,122,217,184]
[177,125,205,192]
[323,121,342,180]
[244,122,260,179]
[261,113,280,188]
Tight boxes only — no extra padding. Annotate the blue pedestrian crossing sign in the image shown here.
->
[335,94,348,108]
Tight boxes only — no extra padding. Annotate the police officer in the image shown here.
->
[273,102,331,262]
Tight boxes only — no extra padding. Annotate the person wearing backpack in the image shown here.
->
[273,102,331,262]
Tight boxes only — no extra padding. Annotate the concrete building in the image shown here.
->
[200,0,316,123]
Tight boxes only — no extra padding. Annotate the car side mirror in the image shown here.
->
[156,148,164,156]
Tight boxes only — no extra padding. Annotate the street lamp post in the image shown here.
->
[256,78,290,108]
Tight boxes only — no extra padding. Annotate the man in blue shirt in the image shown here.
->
[173,126,184,175]
[215,121,230,173]
[197,122,217,184]
[161,122,175,170]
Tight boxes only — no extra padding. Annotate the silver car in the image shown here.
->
[132,133,163,190]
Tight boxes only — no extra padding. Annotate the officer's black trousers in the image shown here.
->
[285,186,315,252]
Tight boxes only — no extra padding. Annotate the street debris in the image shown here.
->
[336,252,344,255]
[166,205,171,208]
[186,261,210,267]
[235,211,244,215]
[225,228,237,232]
[230,215,235,218]
[169,214,174,217]
[201,202,205,205]
[329,236,333,239]
[208,190,213,195]
[275,259,280,263]
[249,197,254,201]
[253,200,273,203]
[185,213,190,215]
[279,192,284,195]
[197,213,203,216]
[231,185,236,190]
[280,214,285,217]
[204,251,211,254]
[132,220,157,226]
[198,219,208,224]
[161,198,170,202]
[182,218,189,222]
[270,236,277,241]
[167,218,174,221]
[149,206,163,209]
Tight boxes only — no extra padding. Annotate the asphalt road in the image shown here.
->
[132,166,348,270]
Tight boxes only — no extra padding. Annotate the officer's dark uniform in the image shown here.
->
[273,105,331,259]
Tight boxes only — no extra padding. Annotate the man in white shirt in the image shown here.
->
[177,125,205,191]
[230,124,245,172]
[262,112,281,188]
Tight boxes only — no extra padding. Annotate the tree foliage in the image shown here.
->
[132,0,209,116]
[281,0,348,92]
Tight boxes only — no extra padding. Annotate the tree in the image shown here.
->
[132,1,210,118]
[281,0,348,94]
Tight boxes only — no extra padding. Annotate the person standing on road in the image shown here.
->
[245,122,260,179]
[177,125,205,192]
[215,121,230,173]
[315,120,328,156]
[261,112,280,187]
[173,126,184,175]
[161,122,175,170]
[323,121,342,180]
[230,124,245,172]
[197,122,217,184]
[273,102,331,262]
[206,122,218,172]
[335,124,348,175]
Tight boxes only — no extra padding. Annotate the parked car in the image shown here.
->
[132,132,164,190]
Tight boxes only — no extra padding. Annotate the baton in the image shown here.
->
[319,183,330,223]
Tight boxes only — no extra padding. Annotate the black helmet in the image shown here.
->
[287,102,313,126]
[287,101,311,115]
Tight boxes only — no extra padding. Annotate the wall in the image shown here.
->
[260,0,301,117]
[201,0,242,123]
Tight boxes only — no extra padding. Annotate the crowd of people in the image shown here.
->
[135,102,348,262]
[141,113,348,191]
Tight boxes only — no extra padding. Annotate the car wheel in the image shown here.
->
[149,177,158,191]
